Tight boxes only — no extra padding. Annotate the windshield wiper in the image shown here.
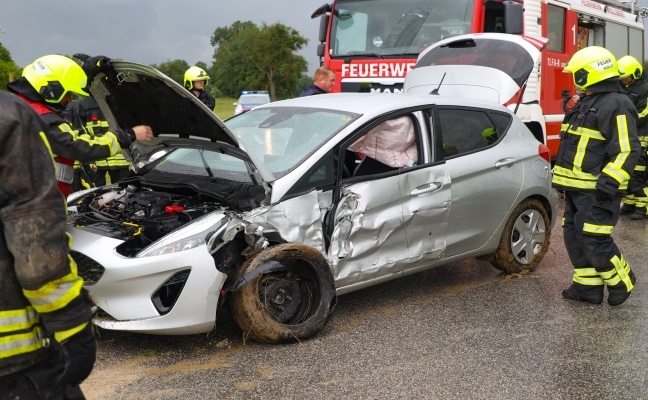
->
[340,52,384,59]
[199,150,215,181]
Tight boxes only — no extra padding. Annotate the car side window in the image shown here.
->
[437,108,498,158]
[343,114,420,179]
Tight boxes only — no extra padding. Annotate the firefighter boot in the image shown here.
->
[620,203,636,215]
[562,283,604,304]
[630,207,648,220]
[607,271,637,306]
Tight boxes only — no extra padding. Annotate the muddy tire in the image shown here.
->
[490,199,551,274]
[231,243,336,344]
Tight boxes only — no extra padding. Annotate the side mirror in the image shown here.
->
[503,1,523,34]
[317,43,326,58]
[319,15,330,43]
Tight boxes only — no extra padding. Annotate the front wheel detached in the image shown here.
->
[231,243,336,344]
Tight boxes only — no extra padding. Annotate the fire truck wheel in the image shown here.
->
[490,199,551,274]
[231,243,337,344]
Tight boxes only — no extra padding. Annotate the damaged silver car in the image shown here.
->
[67,33,559,343]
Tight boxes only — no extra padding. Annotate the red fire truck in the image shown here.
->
[311,0,645,155]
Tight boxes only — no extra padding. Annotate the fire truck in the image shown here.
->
[311,0,645,155]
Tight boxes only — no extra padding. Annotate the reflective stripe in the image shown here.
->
[603,163,630,184]
[552,175,597,189]
[552,166,598,181]
[0,308,38,333]
[583,223,613,235]
[54,162,75,184]
[23,277,84,313]
[611,255,634,291]
[574,135,588,169]
[636,165,647,172]
[0,327,43,359]
[567,126,605,140]
[639,104,648,119]
[58,122,121,156]
[573,267,604,286]
[600,115,632,185]
[54,322,88,343]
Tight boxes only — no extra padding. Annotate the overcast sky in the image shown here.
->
[1,0,323,74]
[3,0,648,77]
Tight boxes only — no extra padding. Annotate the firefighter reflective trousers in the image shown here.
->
[563,190,635,295]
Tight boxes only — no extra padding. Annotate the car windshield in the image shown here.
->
[141,147,261,185]
[226,107,360,177]
[240,95,269,104]
[330,0,474,57]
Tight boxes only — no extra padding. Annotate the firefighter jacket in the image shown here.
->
[624,72,648,143]
[0,92,95,377]
[196,90,216,111]
[552,79,640,196]
[7,78,134,195]
[64,96,130,170]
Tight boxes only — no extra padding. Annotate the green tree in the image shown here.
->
[0,42,22,92]
[211,21,308,100]
[151,59,190,87]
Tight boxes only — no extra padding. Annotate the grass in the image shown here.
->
[214,97,237,120]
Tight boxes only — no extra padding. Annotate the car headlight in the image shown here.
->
[136,212,229,258]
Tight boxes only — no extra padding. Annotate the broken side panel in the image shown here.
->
[330,164,452,288]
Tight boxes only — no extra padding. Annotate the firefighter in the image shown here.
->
[617,55,648,219]
[6,54,154,197]
[553,46,639,306]
[64,96,131,188]
[300,66,336,96]
[184,66,215,111]
[0,90,96,399]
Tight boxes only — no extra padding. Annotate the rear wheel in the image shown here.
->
[231,243,336,344]
[491,199,551,274]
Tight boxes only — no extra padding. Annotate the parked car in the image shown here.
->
[233,90,271,115]
[66,33,558,343]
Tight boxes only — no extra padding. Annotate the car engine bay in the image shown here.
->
[68,185,225,256]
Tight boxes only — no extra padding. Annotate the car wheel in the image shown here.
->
[231,243,336,344]
[490,199,551,274]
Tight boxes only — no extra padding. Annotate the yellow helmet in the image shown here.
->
[618,55,643,80]
[23,55,88,103]
[184,66,210,90]
[563,46,619,89]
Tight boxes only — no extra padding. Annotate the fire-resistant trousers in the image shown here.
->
[563,190,635,295]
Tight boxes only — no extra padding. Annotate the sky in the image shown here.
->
[1,0,324,74]
[3,0,648,76]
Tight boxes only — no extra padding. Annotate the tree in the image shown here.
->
[151,59,190,87]
[211,21,308,100]
[0,42,22,92]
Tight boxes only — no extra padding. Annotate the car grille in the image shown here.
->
[70,250,105,286]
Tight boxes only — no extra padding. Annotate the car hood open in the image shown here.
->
[403,33,547,104]
[89,61,275,182]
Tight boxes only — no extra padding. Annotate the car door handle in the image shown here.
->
[495,157,517,168]
[410,182,442,196]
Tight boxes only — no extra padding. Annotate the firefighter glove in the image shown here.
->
[74,53,117,83]
[58,322,97,386]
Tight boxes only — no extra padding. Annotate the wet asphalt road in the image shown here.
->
[81,199,648,400]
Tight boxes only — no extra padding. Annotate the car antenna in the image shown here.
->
[430,73,446,95]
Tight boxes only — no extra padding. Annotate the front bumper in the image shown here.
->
[68,227,227,335]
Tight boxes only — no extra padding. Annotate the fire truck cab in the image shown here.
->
[312,0,645,155]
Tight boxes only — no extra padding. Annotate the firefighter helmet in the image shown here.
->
[184,66,210,90]
[23,55,88,103]
[563,46,619,90]
[618,55,643,81]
